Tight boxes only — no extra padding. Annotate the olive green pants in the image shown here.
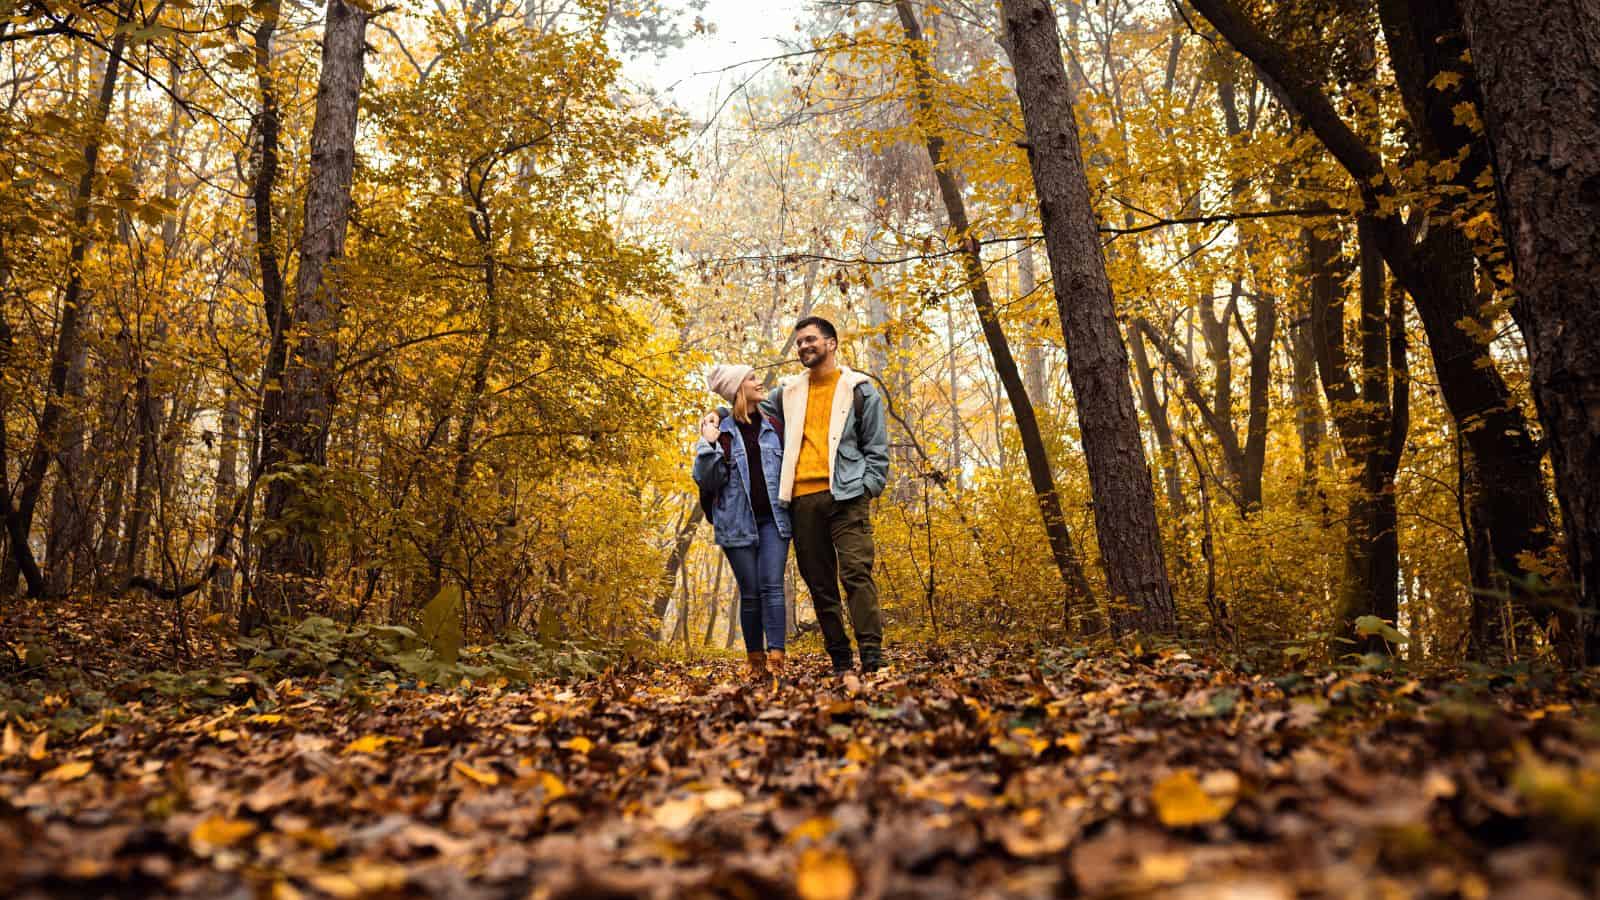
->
[789,491,882,667]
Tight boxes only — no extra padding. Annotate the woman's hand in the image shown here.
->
[699,412,721,444]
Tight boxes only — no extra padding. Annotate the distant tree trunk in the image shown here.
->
[1128,323,1186,520]
[1311,221,1409,654]
[210,388,242,610]
[655,506,702,621]
[1285,284,1327,501]
[258,0,371,614]
[1018,238,1049,409]
[44,326,91,596]
[1457,0,1600,664]
[3,10,129,596]
[430,185,502,601]
[999,0,1176,635]
[119,344,163,583]
[894,0,1100,632]
[943,299,963,492]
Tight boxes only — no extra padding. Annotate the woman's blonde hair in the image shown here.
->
[732,387,755,424]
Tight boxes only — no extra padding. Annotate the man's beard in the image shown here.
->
[799,349,822,368]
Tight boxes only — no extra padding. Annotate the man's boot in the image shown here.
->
[767,649,786,679]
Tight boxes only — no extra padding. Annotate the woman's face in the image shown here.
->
[739,371,763,406]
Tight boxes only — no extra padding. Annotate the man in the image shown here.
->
[765,316,890,673]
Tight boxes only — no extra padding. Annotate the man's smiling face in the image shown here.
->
[795,325,836,368]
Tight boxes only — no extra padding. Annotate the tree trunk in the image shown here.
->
[258,0,371,613]
[894,0,1101,632]
[998,0,1176,636]
[1377,0,1555,628]
[1458,0,1600,664]
[1312,220,1409,654]
[44,327,91,596]
[1191,0,1558,639]
[1285,285,1327,501]
[1018,238,1049,409]
[4,9,129,596]
[210,388,242,611]
[1128,323,1187,519]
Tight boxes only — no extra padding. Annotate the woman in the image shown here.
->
[693,364,791,679]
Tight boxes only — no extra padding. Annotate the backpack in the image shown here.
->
[698,410,784,525]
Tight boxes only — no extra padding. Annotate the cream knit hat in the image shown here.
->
[706,364,753,403]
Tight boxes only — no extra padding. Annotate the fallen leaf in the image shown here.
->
[190,814,257,852]
[453,760,499,787]
[797,847,857,900]
[27,730,47,760]
[564,736,594,754]
[42,760,92,782]
[342,735,397,755]
[651,796,702,829]
[1151,769,1233,828]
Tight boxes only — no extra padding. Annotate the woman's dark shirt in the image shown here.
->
[735,415,774,522]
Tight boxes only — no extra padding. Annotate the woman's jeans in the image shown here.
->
[722,516,789,653]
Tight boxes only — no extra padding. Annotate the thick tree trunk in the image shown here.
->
[1376,0,1555,629]
[1457,0,1600,664]
[1191,0,1559,638]
[4,12,128,596]
[999,0,1175,635]
[258,0,370,613]
[894,0,1101,632]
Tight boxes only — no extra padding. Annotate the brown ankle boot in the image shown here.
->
[745,651,768,679]
[766,649,786,678]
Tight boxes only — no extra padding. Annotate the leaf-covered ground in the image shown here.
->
[2,639,1598,899]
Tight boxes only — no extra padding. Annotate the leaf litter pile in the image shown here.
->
[3,643,1598,899]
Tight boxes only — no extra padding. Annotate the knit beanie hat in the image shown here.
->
[706,364,753,404]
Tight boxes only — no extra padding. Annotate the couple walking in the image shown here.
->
[692,316,890,678]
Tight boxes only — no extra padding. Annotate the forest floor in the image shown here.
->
[2,602,1599,898]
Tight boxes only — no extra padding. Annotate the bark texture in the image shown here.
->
[999,0,1176,635]
[1458,0,1600,664]
[258,0,370,611]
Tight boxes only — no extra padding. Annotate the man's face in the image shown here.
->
[795,326,836,368]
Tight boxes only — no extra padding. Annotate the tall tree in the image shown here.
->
[3,5,129,596]
[893,0,1101,632]
[257,0,371,612]
[1310,221,1409,653]
[1456,0,1600,664]
[998,0,1177,635]
[1187,0,1556,648]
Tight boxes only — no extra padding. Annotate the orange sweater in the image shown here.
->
[793,369,840,497]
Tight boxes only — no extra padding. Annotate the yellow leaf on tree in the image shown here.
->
[190,814,257,851]
[42,760,92,782]
[453,760,500,787]
[796,848,857,900]
[1150,769,1234,827]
